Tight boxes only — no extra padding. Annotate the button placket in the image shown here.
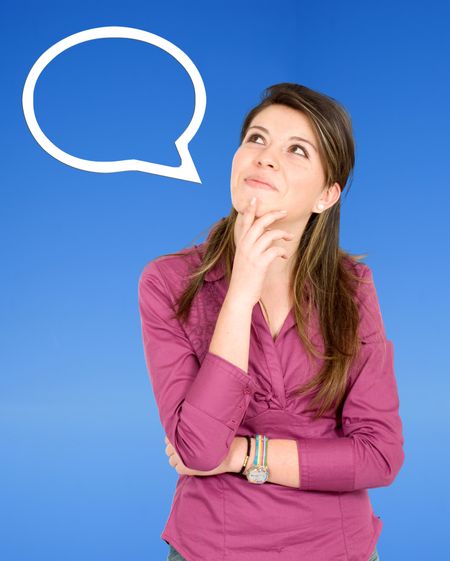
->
[252,304,288,408]
[210,279,290,409]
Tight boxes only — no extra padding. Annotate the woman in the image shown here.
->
[138,83,405,561]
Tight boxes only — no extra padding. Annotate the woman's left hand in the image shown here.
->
[164,435,230,476]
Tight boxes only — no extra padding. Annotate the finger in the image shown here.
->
[258,228,295,245]
[245,209,289,246]
[239,195,258,238]
[263,245,290,263]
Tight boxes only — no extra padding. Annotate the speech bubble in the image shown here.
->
[22,26,206,183]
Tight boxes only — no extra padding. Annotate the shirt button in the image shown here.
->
[244,387,252,394]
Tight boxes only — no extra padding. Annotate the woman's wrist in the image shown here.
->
[223,290,255,315]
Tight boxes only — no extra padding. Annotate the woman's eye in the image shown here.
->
[246,134,308,158]
[247,133,263,143]
[291,144,308,158]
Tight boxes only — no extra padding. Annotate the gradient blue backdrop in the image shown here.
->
[2,1,449,560]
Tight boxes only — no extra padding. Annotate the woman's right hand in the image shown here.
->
[228,196,295,307]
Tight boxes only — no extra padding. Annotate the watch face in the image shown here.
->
[246,465,269,484]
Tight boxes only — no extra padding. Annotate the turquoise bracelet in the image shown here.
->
[244,434,270,484]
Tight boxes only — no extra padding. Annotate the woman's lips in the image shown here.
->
[244,178,277,191]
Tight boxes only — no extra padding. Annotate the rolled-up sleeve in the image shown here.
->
[138,260,257,471]
[296,265,405,492]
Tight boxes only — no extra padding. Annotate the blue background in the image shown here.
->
[1,1,449,559]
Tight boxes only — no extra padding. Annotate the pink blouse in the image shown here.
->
[137,240,405,561]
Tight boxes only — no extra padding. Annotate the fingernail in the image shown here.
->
[250,196,256,206]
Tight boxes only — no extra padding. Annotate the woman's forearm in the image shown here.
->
[228,436,301,489]
[208,292,300,487]
[208,292,254,374]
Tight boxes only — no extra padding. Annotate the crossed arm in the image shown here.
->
[141,261,404,494]
[165,434,300,488]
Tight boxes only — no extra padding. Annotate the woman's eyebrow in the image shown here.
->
[247,125,318,152]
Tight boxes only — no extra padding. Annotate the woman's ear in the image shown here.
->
[315,182,341,212]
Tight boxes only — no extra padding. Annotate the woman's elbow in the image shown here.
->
[382,444,405,486]
[181,452,223,472]
[174,436,227,472]
[355,439,405,489]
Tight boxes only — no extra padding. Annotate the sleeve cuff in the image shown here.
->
[184,350,257,429]
[297,437,355,492]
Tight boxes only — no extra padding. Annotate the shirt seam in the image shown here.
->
[204,350,256,388]
[220,476,226,561]
[152,260,196,350]
[338,493,350,561]
[152,260,176,307]
[301,439,311,490]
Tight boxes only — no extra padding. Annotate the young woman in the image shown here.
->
[138,83,405,561]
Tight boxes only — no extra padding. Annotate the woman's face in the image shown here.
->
[230,104,341,224]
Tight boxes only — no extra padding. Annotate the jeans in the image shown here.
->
[167,543,381,561]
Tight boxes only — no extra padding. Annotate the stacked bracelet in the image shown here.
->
[240,434,270,484]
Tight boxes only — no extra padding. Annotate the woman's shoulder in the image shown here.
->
[342,256,386,342]
[341,254,371,279]
[139,242,206,289]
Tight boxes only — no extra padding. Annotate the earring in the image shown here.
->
[317,203,325,211]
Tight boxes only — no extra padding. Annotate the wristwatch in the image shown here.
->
[245,434,270,484]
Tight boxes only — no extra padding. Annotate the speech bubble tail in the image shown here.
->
[22,26,207,184]
[131,157,201,183]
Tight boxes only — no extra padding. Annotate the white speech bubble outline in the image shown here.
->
[22,26,206,183]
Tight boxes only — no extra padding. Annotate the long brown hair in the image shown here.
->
[157,83,372,420]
